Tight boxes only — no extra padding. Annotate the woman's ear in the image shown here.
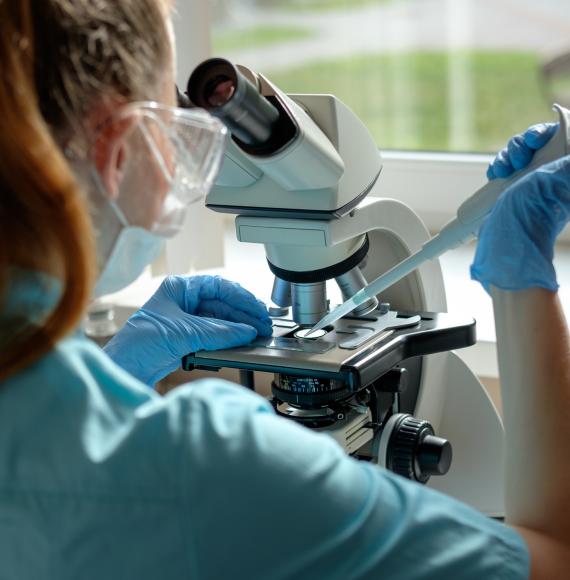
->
[93,117,135,200]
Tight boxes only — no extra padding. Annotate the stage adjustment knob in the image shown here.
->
[386,414,452,483]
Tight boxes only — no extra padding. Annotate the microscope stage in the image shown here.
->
[182,310,476,391]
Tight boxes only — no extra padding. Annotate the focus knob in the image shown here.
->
[382,414,452,483]
[418,434,452,477]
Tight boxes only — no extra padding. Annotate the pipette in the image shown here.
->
[308,104,570,335]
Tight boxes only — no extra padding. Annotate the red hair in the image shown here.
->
[0,0,169,380]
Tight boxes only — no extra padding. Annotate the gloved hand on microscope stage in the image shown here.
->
[472,155,570,293]
[486,122,558,179]
[104,275,273,387]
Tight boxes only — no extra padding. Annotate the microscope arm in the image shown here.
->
[492,288,570,574]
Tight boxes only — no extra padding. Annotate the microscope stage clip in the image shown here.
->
[335,311,421,350]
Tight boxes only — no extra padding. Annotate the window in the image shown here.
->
[209,0,570,153]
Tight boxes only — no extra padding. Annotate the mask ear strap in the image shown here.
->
[107,198,130,228]
[89,166,130,228]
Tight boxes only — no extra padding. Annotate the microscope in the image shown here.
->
[180,59,506,515]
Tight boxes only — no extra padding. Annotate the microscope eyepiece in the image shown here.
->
[187,58,292,153]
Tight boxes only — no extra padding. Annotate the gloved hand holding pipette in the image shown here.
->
[471,155,570,293]
[486,122,558,179]
[470,118,566,293]
[308,106,570,335]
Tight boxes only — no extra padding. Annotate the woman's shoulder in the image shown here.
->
[5,329,154,402]
[1,329,282,488]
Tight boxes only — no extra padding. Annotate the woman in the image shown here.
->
[0,0,568,577]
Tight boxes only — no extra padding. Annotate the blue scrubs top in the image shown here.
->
[0,271,529,579]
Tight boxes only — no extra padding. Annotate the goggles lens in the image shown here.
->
[97,101,227,237]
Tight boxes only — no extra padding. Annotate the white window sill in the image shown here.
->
[375,151,492,234]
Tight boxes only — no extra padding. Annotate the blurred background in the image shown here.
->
[209,0,570,152]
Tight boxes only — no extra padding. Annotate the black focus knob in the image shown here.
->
[418,434,452,477]
[387,415,452,484]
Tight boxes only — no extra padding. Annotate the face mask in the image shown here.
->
[94,226,164,298]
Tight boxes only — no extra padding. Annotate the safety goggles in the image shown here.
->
[92,101,227,237]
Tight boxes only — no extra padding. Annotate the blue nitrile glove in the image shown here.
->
[487,123,558,180]
[471,155,570,293]
[104,275,273,387]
